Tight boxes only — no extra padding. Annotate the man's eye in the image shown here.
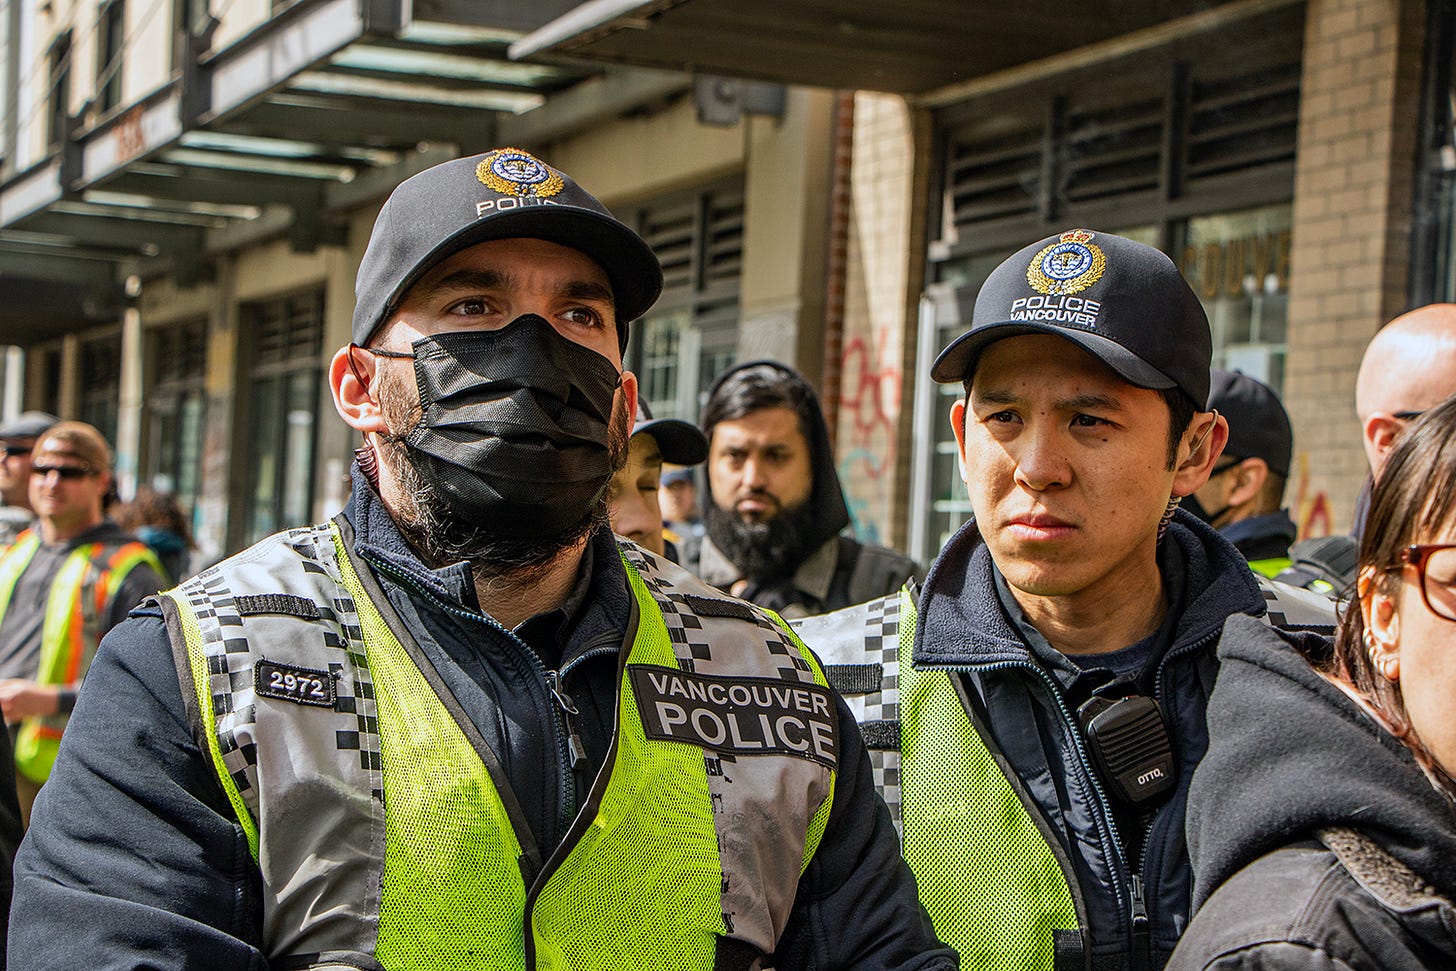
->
[1072,414,1109,428]
[447,298,490,316]
[562,307,603,327]
[985,410,1018,424]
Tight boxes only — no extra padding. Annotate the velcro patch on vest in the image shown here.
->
[676,593,758,621]
[630,665,838,769]
[825,662,884,695]
[234,593,321,620]
[255,659,337,708]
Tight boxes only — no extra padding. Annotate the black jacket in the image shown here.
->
[8,471,953,971]
[1169,617,1456,970]
[912,511,1271,969]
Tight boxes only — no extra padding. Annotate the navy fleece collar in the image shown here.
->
[341,465,632,653]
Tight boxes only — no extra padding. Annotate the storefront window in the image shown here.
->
[1179,204,1291,391]
[144,318,207,525]
[621,180,743,419]
[239,291,323,547]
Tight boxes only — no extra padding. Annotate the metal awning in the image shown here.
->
[509,0,1265,95]
[0,0,684,346]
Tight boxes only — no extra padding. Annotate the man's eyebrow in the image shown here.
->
[972,388,1127,412]
[411,268,508,301]
[409,269,614,308]
[560,279,615,306]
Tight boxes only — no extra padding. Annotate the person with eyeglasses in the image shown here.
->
[1170,394,1456,971]
[0,412,58,547]
[0,420,164,825]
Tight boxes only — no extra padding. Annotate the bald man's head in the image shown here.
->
[1356,303,1456,472]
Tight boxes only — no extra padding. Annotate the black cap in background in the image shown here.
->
[633,399,709,467]
[931,229,1212,406]
[1207,369,1293,478]
[352,148,663,349]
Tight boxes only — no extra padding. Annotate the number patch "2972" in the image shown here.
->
[255,660,337,708]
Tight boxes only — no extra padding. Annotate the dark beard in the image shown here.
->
[374,362,630,580]
[705,496,819,583]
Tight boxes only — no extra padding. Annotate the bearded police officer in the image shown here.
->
[797,230,1334,970]
[10,149,951,971]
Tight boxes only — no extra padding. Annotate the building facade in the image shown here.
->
[0,0,1445,567]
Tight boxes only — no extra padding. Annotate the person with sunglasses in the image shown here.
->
[0,411,57,547]
[1171,395,1456,971]
[0,421,164,825]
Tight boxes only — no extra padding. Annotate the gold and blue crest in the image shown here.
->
[475,148,565,198]
[1027,229,1106,296]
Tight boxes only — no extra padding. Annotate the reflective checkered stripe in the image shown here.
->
[897,589,1080,970]
[791,591,903,828]
[165,524,836,969]
[0,531,163,782]
[1255,574,1339,632]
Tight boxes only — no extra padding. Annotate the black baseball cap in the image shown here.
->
[633,399,709,466]
[931,229,1212,406]
[1207,369,1293,478]
[352,147,663,349]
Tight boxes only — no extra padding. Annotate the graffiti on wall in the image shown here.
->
[1290,451,1334,540]
[836,328,901,545]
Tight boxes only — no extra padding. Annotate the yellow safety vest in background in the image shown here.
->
[0,529,162,782]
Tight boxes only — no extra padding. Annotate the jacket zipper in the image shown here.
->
[522,608,639,969]
[1130,626,1221,965]
[931,659,1133,941]
[364,557,580,855]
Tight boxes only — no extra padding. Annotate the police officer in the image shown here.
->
[9,149,950,971]
[0,421,163,823]
[798,230,1335,969]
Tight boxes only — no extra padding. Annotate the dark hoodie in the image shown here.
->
[1170,616,1456,970]
[698,361,917,615]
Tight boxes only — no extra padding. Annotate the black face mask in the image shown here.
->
[386,314,622,541]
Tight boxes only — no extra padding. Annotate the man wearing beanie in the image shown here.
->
[798,229,1333,969]
[10,149,950,970]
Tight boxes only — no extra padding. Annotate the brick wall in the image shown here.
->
[1284,0,1425,534]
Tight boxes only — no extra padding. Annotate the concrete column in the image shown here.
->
[113,297,144,499]
[737,88,836,379]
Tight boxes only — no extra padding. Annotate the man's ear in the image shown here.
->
[620,370,638,436]
[1365,413,1403,466]
[1224,457,1269,508]
[950,397,970,484]
[329,344,389,434]
[1172,410,1228,498]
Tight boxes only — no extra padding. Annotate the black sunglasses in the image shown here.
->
[31,464,94,481]
[0,444,32,458]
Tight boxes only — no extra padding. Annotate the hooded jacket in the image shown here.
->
[1169,616,1456,970]
[698,361,918,616]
